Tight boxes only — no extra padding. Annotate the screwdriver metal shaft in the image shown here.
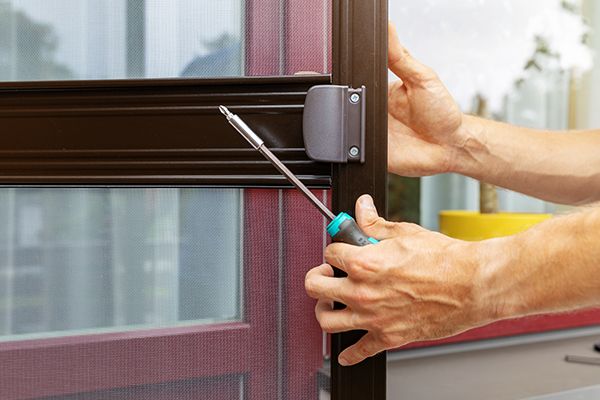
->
[219,106,336,221]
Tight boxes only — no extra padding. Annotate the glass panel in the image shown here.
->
[0,188,242,341]
[0,0,332,81]
[0,189,329,400]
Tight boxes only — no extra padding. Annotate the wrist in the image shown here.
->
[470,236,523,323]
[448,114,488,177]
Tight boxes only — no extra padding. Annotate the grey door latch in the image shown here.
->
[303,85,366,164]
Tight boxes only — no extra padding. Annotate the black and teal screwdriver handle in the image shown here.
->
[326,212,379,246]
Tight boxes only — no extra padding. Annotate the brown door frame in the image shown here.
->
[0,76,331,186]
[331,1,388,399]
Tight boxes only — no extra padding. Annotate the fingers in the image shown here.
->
[355,194,400,240]
[338,332,387,366]
[388,22,436,84]
[305,264,350,303]
[324,243,359,274]
[355,194,425,239]
[315,299,359,333]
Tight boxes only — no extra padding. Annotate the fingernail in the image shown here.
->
[359,195,376,210]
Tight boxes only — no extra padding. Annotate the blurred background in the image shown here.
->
[387,1,600,399]
[388,0,598,230]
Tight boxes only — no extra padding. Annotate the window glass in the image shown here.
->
[0,188,242,341]
[1,189,329,400]
[0,0,331,81]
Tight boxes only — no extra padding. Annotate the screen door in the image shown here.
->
[0,1,388,399]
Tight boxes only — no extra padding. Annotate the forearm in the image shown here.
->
[477,206,600,321]
[453,115,600,205]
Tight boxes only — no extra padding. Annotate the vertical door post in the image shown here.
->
[331,0,388,399]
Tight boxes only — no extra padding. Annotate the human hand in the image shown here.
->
[388,23,468,177]
[305,195,497,366]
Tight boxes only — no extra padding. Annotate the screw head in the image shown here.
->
[350,93,360,104]
[349,146,360,157]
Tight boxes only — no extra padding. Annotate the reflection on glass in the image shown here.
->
[0,0,244,81]
[0,188,242,341]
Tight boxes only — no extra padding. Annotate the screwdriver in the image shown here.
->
[219,105,378,247]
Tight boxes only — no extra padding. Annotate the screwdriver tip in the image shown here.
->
[219,105,233,118]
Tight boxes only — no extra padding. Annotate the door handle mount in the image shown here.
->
[303,85,366,164]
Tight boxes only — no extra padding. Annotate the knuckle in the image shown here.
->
[323,245,334,261]
[415,66,438,83]
[324,246,348,269]
[353,254,381,275]
[305,267,316,280]
[314,301,325,316]
[367,316,386,333]
[316,311,345,334]
[396,222,421,234]
[364,255,382,272]
[304,276,318,298]
[321,321,338,334]
[350,286,375,305]
[364,216,387,230]
[336,259,351,275]
[364,217,396,237]
[400,46,413,60]
[397,221,415,230]
[315,309,328,328]
[322,263,334,277]
[350,312,362,330]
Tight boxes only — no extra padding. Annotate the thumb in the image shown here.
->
[338,333,384,366]
[388,22,436,84]
[356,195,425,240]
[355,194,399,240]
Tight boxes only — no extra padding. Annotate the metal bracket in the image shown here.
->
[303,85,366,163]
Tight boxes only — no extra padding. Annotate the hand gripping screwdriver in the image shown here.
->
[219,106,378,247]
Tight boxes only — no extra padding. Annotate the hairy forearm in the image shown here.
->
[476,206,600,321]
[453,115,600,205]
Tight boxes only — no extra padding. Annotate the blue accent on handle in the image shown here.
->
[326,212,353,237]
[326,212,379,244]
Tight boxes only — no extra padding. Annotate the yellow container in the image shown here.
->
[439,211,553,241]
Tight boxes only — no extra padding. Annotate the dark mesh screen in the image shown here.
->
[0,189,330,400]
[0,0,331,81]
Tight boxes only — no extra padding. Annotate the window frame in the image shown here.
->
[0,75,332,186]
[0,0,390,399]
